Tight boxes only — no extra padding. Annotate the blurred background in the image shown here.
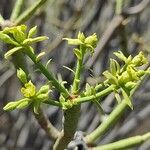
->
[0,0,150,149]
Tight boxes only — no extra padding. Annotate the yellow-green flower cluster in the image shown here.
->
[104,51,148,88]
[63,31,98,55]
[3,68,50,114]
[0,25,48,59]
[103,51,149,109]
[21,81,36,98]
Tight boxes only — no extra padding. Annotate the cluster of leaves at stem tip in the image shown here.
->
[103,51,150,109]
[4,68,51,114]
[0,25,47,60]
[0,25,150,113]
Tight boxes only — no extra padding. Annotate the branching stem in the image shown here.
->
[75,85,115,104]
[85,70,149,144]
[85,99,127,144]
[25,46,70,98]
[34,108,60,140]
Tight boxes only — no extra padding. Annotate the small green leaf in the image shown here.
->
[93,100,105,115]
[23,36,48,45]
[0,32,19,45]
[110,59,119,75]
[63,38,83,45]
[33,101,40,114]
[85,83,92,96]
[59,95,66,103]
[75,79,80,83]
[28,26,37,38]
[63,66,75,74]
[115,92,121,103]
[77,31,85,42]
[73,48,82,59]
[4,46,22,59]
[46,59,52,68]
[36,52,46,62]
[103,71,118,85]
[121,88,133,109]
[114,51,127,63]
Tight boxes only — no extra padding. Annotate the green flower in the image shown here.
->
[21,81,36,98]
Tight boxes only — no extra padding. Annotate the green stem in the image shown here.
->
[43,99,62,107]
[93,132,150,150]
[10,0,25,21]
[34,108,60,140]
[72,45,85,94]
[116,0,124,15]
[75,85,115,104]
[54,46,85,149]
[53,106,80,150]
[25,47,70,98]
[15,0,48,25]
[72,59,83,93]
[0,14,4,23]
[85,99,127,144]
[95,83,103,91]
[85,70,149,144]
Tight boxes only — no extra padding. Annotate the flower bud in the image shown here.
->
[85,33,98,50]
[17,68,27,84]
[125,82,136,90]
[132,51,148,66]
[38,85,49,94]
